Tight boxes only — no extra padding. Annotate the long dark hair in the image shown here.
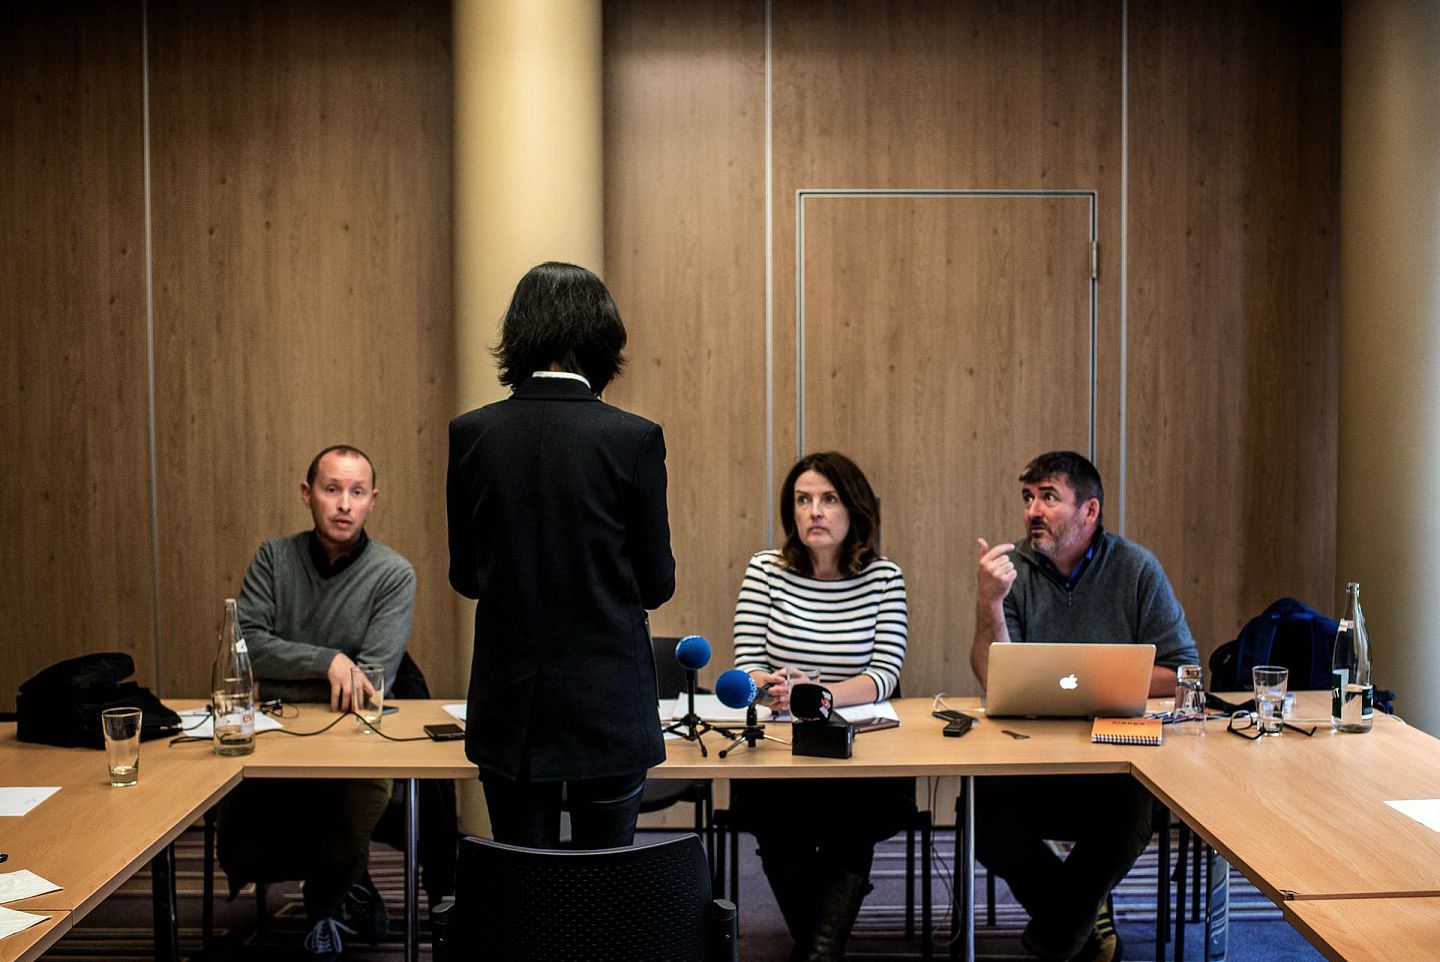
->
[778,452,881,577]
[492,262,628,394]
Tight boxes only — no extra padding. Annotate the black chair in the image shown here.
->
[432,833,737,962]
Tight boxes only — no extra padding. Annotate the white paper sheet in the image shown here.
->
[176,708,284,739]
[0,871,60,905]
[1385,798,1440,833]
[442,703,467,723]
[0,905,51,940]
[660,695,773,724]
[836,700,900,724]
[0,788,59,818]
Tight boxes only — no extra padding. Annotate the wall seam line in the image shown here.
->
[764,0,775,548]
[1119,0,1130,537]
[141,0,165,692]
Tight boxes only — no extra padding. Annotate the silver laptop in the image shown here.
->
[985,643,1156,718]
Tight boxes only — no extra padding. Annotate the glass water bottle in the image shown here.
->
[1331,582,1374,733]
[212,598,256,755]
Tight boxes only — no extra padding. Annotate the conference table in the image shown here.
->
[3,695,1439,962]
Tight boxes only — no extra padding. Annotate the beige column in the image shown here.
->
[1338,0,1440,734]
[452,0,604,827]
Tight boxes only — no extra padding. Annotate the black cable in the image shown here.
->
[169,702,434,746]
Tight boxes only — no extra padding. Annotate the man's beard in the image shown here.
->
[1029,517,1082,558]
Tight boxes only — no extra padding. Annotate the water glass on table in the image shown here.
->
[1172,664,1206,735]
[352,664,385,732]
[101,707,142,787]
[1252,665,1289,736]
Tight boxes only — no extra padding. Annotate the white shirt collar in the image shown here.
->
[531,371,592,388]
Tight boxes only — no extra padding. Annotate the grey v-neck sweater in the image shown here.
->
[236,531,416,701]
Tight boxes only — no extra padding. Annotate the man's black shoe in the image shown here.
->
[341,874,390,945]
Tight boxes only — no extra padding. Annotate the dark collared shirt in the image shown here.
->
[306,529,370,580]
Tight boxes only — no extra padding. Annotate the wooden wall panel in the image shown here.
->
[148,0,457,697]
[0,3,152,710]
[605,0,1340,702]
[1127,0,1340,656]
[803,195,1095,696]
[602,0,768,675]
[772,1,1124,698]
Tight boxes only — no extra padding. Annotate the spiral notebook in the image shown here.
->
[1091,717,1163,746]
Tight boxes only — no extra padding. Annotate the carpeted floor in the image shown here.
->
[38,823,1324,961]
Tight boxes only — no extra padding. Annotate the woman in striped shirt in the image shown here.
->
[731,451,911,962]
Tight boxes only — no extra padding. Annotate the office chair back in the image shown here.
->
[651,633,686,699]
[441,833,736,962]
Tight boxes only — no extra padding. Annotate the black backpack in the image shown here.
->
[16,652,182,748]
[1208,597,1338,692]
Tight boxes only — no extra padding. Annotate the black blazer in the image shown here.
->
[447,376,676,781]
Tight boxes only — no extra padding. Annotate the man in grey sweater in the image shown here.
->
[219,445,416,961]
[970,451,1199,962]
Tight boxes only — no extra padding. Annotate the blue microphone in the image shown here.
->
[715,669,759,709]
[674,635,711,672]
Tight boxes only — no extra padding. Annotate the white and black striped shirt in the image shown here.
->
[733,549,908,700]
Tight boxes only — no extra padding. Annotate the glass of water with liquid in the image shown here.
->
[1252,665,1289,736]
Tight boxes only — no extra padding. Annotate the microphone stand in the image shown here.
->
[662,668,721,756]
[715,702,789,759]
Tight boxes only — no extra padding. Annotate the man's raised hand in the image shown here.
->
[976,537,1018,606]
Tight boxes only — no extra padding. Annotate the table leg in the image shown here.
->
[202,807,216,957]
[150,842,179,962]
[1204,846,1230,962]
[950,775,975,962]
[405,777,420,962]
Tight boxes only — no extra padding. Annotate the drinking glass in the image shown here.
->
[101,707,142,787]
[1173,664,1206,735]
[352,664,385,732]
[1252,665,1289,736]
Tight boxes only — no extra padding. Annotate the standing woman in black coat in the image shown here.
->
[446,262,676,849]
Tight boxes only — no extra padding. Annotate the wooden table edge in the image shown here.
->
[15,769,244,918]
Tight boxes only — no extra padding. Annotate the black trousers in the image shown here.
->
[217,777,392,921]
[731,778,913,945]
[480,769,647,849]
[975,774,1155,960]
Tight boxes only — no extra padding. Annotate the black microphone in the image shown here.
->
[789,683,834,721]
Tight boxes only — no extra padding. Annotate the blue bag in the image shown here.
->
[1208,598,1338,692]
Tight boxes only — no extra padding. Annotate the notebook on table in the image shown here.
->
[984,642,1156,718]
[1091,717,1164,745]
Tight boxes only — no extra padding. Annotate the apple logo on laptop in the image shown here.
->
[1059,674,1079,690]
